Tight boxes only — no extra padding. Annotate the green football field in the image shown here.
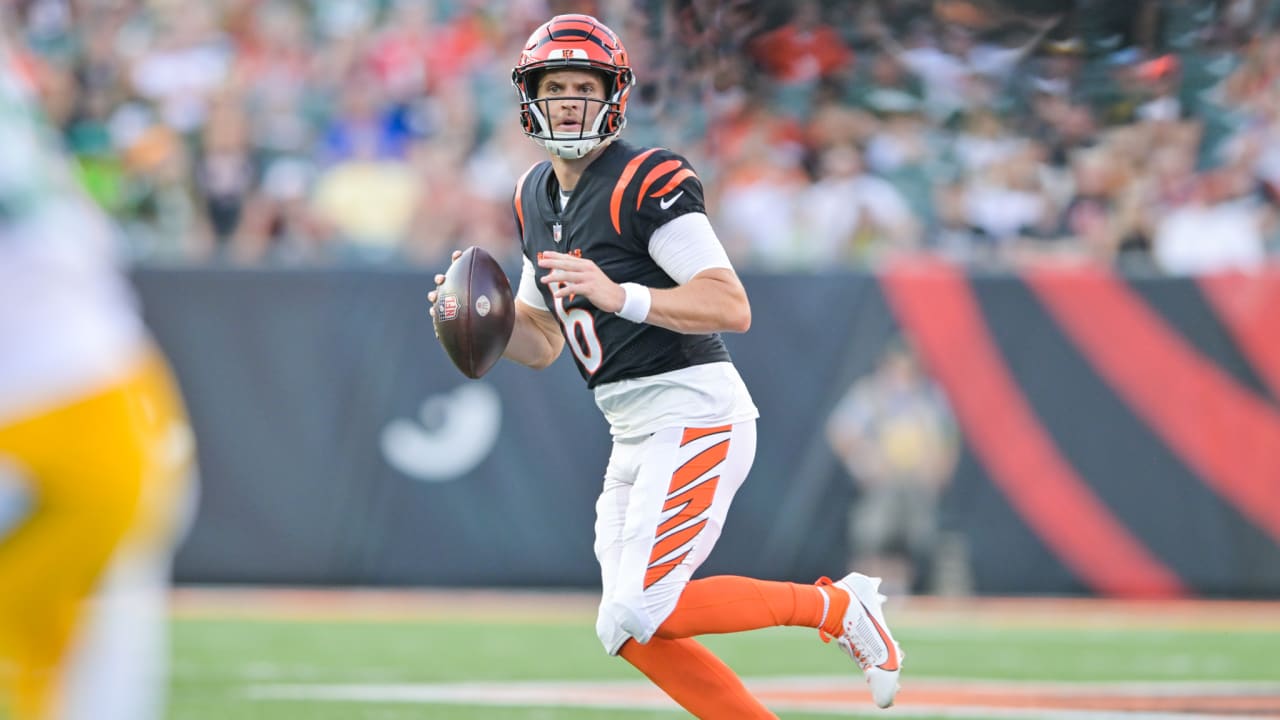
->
[163,589,1280,720]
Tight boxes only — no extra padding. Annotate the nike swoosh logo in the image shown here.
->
[861,601,900,671]
[658,191,684,210]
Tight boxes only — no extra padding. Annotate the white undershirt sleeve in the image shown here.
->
[516,255,548,310]
[647,212,734,285]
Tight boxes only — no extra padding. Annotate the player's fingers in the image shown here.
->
[451,250,463,261]
[538,253,583,269]
[434,273,446,285]
[428,290,438,302]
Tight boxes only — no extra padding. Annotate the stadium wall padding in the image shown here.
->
[131,265,1280,597]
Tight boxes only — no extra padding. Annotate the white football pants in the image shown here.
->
[593,421,756,654]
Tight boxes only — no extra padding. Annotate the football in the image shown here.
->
[432,247,516,379]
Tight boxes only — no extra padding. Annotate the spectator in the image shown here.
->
[867,11,1061,123]
[5,0,1280,272]
[1053,147,1136,265]
[230,155,330,264]
[128,2,233,136]
[748,0,855,93]
[310,144,420,262]
[844,50,925,118]
[953,107,1023,174]
[194,93,256,251]
[929,179,997,265]
[228,0,318,161]
[963,142,1056,248]
[796,142,920,267]
[1153,164,1268,274]
[116,118,215,260]
[318,65,418,165]
[714,120,809,269]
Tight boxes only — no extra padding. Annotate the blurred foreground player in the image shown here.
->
[0,34,195,720]
[429,14,902,717]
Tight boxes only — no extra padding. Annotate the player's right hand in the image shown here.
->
[428,250,464,336]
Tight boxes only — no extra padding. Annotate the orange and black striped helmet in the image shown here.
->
[512,14,635,159]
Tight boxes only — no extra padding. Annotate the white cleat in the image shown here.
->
[817,573,903,708]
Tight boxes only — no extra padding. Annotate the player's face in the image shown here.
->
[535,69,607,137]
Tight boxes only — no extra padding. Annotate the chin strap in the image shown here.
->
[542,133,619,159]
[543,137,601,159]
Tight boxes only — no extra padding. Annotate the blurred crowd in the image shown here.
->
[8,0,1280,274]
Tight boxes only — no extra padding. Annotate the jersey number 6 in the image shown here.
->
[550,281,603,374]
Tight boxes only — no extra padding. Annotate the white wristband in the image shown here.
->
[616,282,651,323]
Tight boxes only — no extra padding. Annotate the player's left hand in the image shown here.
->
[427,249,464,338]
[538,251,624,313]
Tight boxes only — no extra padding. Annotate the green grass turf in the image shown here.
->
[167,617,1280,720]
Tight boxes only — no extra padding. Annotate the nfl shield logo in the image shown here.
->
[438,293,459,321]
[553,222,563,244]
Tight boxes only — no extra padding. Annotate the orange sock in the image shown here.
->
[619,636,777,719]
[656,575,849,639]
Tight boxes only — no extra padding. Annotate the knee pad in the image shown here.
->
[595,596,657,655]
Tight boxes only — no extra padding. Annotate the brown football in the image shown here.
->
[432,247,516,378]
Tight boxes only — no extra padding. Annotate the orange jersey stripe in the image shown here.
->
[513,164,537,238]
[634,160,683,210]
[652,168,696,198]
[680,425,731,446]
[609,148,660,234]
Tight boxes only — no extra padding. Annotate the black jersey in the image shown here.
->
[514,140,732,388]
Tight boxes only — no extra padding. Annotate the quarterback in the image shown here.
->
[0,35,194,720]
[431,15,902,717]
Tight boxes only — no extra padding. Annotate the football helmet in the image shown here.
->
[512,14,635,159]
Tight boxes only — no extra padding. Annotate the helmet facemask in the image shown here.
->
[516,68,631,159]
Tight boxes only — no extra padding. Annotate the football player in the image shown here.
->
[0,33,195,720]
[430,14,902,716]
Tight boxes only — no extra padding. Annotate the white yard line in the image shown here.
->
[243,677,1280,720]
[173,587,1280,630]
